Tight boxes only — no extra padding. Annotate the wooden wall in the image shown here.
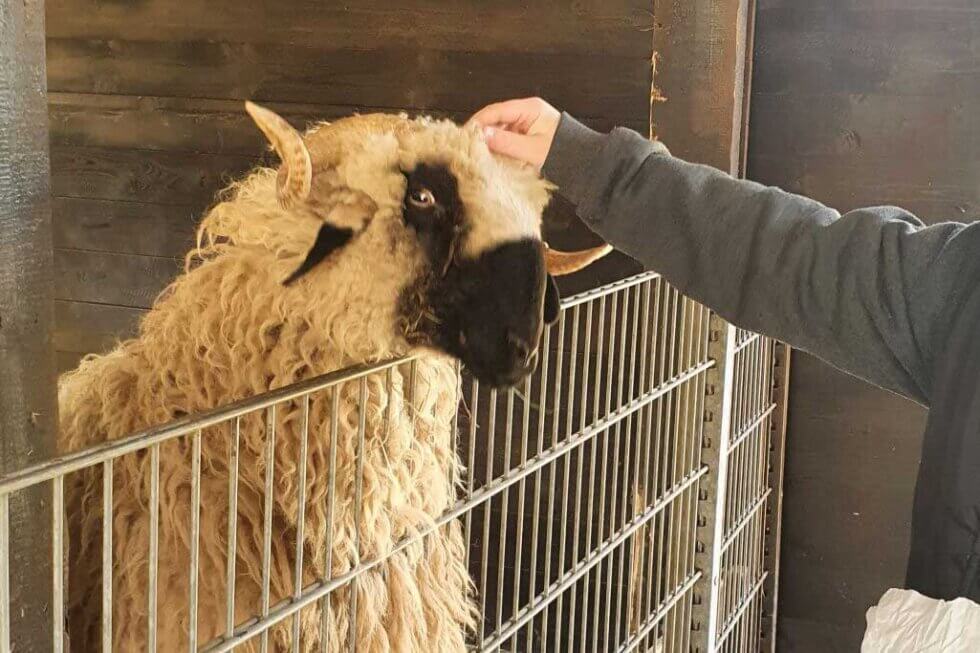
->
[46,0,655,371]
[748,1,980,650]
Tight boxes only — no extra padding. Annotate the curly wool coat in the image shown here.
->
[59,112,553,652]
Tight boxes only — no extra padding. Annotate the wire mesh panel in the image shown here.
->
[0,274,786,652]
[458,273,712,652]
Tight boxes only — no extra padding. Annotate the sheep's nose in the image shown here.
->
[507,330,536,367]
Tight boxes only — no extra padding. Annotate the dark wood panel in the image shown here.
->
[753,8,979,97]
[750,93,979,163]
[750,153,980,218]
[47,39,650,123]
[49,93,649,157]
[759,0,979,11]
[46,0,653,57]
[748,1,980,650]
[51,145,255,205]
[53,197,199,258]
[55,248,180,308]
[55,299,145,354]
[779,354,923,647]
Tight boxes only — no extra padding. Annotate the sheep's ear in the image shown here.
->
[245,101,312,207]
[543,275,561,325]
[283,223,354,286]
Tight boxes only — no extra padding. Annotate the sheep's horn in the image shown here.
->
[543,243,614,276]
[245,101,312,206]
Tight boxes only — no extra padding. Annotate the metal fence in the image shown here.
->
[0,273,785,652]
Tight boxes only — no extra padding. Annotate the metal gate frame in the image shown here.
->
[0,276,788,653]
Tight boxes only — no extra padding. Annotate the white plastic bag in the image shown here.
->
[862,588,980,652]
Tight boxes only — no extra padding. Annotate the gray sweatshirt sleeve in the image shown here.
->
[543,113,980,405]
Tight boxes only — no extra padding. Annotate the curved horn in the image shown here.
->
[245,101,312,206]
[543,243,614,276]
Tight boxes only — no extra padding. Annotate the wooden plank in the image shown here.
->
[46,0,654,57]
[0,1,57,650]
[650,0,754,173]
[46,39,650,123]
[55,300,145,355]
[49,92,649,157]
[759,0,979,11]
[52,197,199,258]
[750,93,979,163]
[778,356,923,645]
[55,248,181,309]
[753,8,979,98]
[750,152,979,219]
[51,145,255,205]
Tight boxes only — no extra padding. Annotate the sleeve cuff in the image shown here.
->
[541,113,608,209]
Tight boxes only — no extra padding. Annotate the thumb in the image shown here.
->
[483,127,549,168]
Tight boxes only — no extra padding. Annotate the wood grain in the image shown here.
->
[53,197,199,258]
[55,248,181,309]
[51,145,255,205]
[48,1,655,364]
[55,299,145,355]
[47,39,649,123]
[46,0,654,57]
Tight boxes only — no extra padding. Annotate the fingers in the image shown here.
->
[468,97,544,133]
[482,127,550,168]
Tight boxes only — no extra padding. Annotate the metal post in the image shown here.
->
[691,318,737,653]
[761,342,791,651]
[0,0,58,651]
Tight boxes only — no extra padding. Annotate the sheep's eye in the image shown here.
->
[408,188,436,208]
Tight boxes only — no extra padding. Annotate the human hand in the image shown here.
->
[468,97,561,169]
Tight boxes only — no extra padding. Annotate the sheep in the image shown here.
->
[59,102,610,652]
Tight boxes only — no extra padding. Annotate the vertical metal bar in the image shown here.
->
[480,388,498,629]
[691,315,737,653]
[452,361,462,488]
[566,307,585,649]
[593,296,607,423]
[188,431,202,651]
[527,325,551,652]
[102,461,114,653]
[554,305,579,650]
[226,418,241,638]
[597,293,620,650]
[52,476,65,653]
[319,387,341,653]
[348,378,368,653]
[0,494,9,652]
[512,375,532,627]
[541,312,566,651]
[762,342,790,652]
[578,301,598,653]
[292,396,312,652]
[260,406,277,653]
[496,390,515,636]
[464,380,480,567]
[147,444,161,653]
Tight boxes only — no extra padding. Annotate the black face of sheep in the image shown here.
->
[244,102,611,389]
[399,162,561,387]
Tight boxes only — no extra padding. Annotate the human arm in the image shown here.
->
[471,98,980,404]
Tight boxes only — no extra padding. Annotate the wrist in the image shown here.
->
[541,113,606,206]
